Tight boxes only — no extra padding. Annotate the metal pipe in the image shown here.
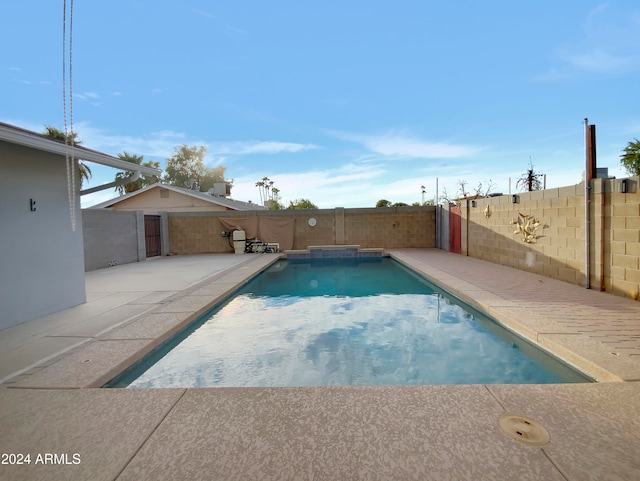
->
[80,170,141,196]
[435,178,440,249]
[584,118,591,289]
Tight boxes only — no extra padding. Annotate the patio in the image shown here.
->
[1,249,639,480]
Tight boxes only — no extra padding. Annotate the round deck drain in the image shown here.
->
[499,414,550,446]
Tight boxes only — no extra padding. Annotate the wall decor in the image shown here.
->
[510,212,544,243]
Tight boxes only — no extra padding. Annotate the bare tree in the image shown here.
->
[440,179,495,204]
[516,160,544,192]
[474,179,496,197]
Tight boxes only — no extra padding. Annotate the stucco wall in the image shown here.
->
[82,209,145,271]
[167,207,436,254]
[460,177,640,300]
[0,142,86,329]
[108,187,231,213]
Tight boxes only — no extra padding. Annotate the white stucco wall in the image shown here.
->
[0,141,86,329]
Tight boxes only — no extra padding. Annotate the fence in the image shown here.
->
[84,177,639,301]
[455,176,640,300]
[82,209,168,271]
[167,206,436,254]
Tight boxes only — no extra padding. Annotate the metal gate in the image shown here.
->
[449,205,462,254]
[144,215,161,258]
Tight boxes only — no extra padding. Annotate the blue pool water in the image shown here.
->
[111,257,589,388]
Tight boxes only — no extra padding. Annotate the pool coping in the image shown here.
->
[2,254,284,389]
[4,248,639,389]
[388,249,640,383]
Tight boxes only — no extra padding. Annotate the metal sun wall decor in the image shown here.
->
[510,212,545,243]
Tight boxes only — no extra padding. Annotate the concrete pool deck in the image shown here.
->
[1,249,639,480]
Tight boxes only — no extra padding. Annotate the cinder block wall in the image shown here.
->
[461,176,639,300]
[600,178,640,299]
[344,207,435,248]
[82,209,144,271]
[167,207,436,254]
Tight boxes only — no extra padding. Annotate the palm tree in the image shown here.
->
[620,138,640,176]
[256,177,276,206]
[114,151,160,195]
[255,180,265,204]
[43,125,92,187]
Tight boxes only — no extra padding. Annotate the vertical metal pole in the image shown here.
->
[436,204,441,249]
[435,177,440,249]
[584,118,591,289]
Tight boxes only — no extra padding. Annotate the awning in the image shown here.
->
[0,122,162,177]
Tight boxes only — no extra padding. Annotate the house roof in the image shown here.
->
[0,122,161,177]
[89,183,266,211]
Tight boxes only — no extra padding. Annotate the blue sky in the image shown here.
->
[2,1,640,208]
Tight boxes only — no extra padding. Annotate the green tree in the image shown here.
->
[268,187,284,210]
[288,198,318,209]
[375,199,392,208]
[516,160,544,192]
[114,151,160,195]
[620,138,640,176]
[43,125,92,187]
[163,144,227,191]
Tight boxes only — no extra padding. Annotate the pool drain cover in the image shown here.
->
[499,414,550,446]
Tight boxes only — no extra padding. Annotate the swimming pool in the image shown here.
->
[108,257,590,387]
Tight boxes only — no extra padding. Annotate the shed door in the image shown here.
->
[449,205,462,254]
[144,215,161,258]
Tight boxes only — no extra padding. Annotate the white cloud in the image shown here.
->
[76,124,190,159]
[231,163,387,207]
[190,8,217,20]
[330,130,482,159]
[565,48,640,74]
[66,124,317,171]
[585,3,610,31]
[536,5,640,80]
[365,136,480,159]
[210,140,318,155]
[75,92,100,101]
